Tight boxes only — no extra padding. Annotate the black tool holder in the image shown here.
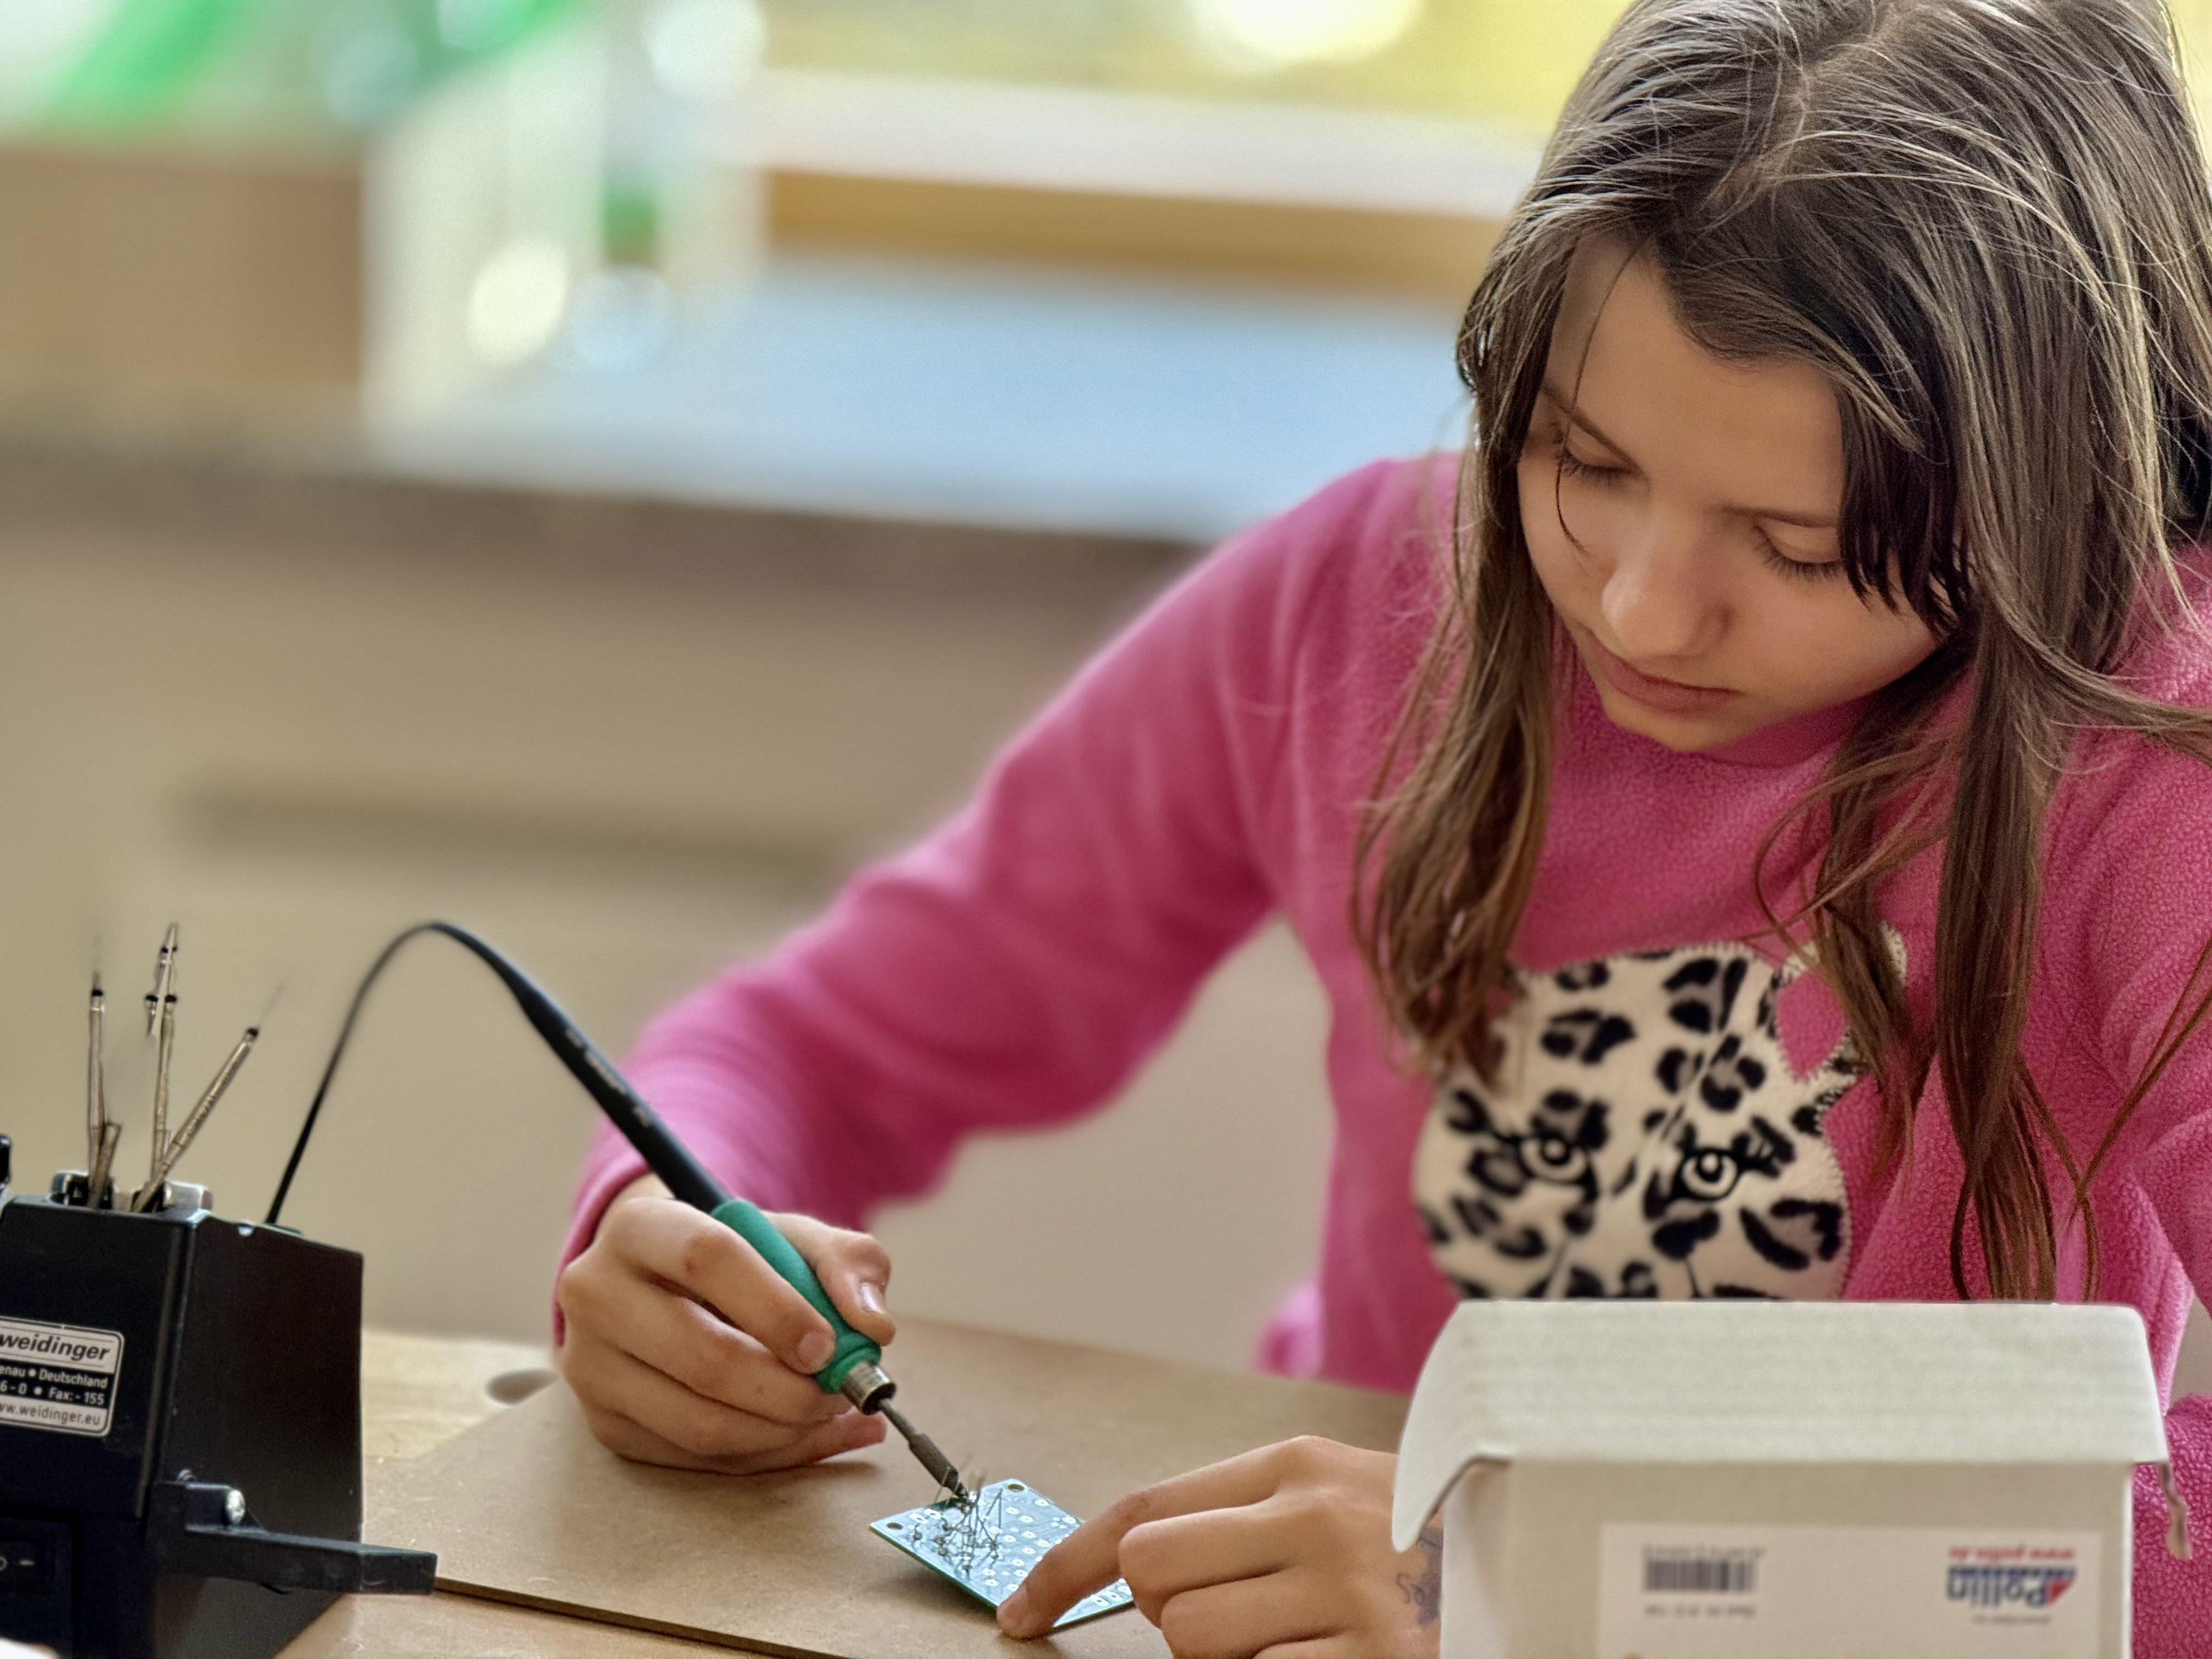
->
[0,1136,435,1657]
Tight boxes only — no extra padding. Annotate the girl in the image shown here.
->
[554,1,2212,1652]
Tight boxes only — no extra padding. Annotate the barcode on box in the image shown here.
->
[1644,1547,1761,1595]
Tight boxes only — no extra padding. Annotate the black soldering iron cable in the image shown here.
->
[266,921,726,1228]
[268,921,972,1505]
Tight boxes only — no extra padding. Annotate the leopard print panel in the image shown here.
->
[1413,942,1866,1301]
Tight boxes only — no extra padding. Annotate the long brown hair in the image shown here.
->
[1361,0,2212,1299]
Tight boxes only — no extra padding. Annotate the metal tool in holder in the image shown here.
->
[3,917,988,1655]
[0,927,435,1658]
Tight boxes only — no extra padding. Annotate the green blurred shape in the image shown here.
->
[603,176,662,266]
[419,0,589,76]
[41,0,591,139]
[44,0,274,129]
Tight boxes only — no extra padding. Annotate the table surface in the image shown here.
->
[290,1327,1398,1659]
[291,1325,1398,1657]
[284,1330,715,1657]
[261,1316,2212,1655]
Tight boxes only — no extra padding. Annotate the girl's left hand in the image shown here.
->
[996,1437,1442,1658]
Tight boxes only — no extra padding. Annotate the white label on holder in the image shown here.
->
[0,1315,125,1436]
[1598,1523,2100,1658]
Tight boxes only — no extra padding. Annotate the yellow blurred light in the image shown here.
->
[1194,0,1425,70]
[466,240,572,366]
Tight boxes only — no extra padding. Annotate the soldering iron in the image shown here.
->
[264,921,968,1502]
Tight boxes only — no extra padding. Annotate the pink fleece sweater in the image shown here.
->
[566,457,2212,1649]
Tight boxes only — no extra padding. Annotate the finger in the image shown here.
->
[580,1399,733,1470]
[564,1334,787,1462]
[772,1211,898,1346]
[569,1265,845,1427]
[582,1395,885,1475]
[729,1406,887,1472]
[1156,1573,1335,1659]
[1255,1642,1365,1659]
[1000,1448,1286,1638]
[561,1249,843,1427]
[603,1170,671,1217]
[567,1336,865,1465]
[583,1374,887,1474]
[1120,1505,1297,1623]
[612,1200,842,1375]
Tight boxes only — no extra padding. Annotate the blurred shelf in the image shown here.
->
[0,413,1194,610]
[376,251,1470,543]
[752,72,1522,300]
[749,69,1537,217]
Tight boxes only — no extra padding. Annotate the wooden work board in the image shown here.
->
[369,1317,1409,1658]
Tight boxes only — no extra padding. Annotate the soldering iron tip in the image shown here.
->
[881,1402,967,1503]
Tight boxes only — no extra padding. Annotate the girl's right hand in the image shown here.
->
[555,1174,895,1472]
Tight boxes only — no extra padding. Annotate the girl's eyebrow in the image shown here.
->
[1539,380,1632,456]
[1536,379,1838,531]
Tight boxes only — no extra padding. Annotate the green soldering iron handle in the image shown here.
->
[710,1197,882,1395]
[377,923,886,1401]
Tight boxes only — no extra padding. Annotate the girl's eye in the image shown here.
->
[1555,444,1630,488]
[1757,529,1846,584]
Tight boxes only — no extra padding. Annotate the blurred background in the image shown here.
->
[0,0,2203,1392]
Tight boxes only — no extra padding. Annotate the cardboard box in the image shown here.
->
[1392,1302,2182,1658]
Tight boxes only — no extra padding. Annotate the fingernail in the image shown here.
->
[998,1588,1032,1634]
[857,1282,885,1317]
[797,1331,833,1371]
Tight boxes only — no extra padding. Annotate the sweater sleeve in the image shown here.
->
[2127,1093,2212,1651]
[2069,712,2212,1653]
[557,463,1402,1280]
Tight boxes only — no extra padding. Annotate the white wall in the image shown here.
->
[0,479,1333,1372]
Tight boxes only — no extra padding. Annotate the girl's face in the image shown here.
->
[1519,245,1939,752]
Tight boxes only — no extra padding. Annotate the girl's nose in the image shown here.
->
[1599,518,1726,664]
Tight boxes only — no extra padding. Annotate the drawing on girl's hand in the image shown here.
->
[1413,939,1876,1302]
[1397,1520,1444,1627]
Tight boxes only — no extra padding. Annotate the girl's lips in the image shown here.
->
[1581,634,1742,715]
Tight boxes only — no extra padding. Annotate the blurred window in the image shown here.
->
[20,3,2212,156]
[761,2,2212,138]
[757,1,1632,136]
